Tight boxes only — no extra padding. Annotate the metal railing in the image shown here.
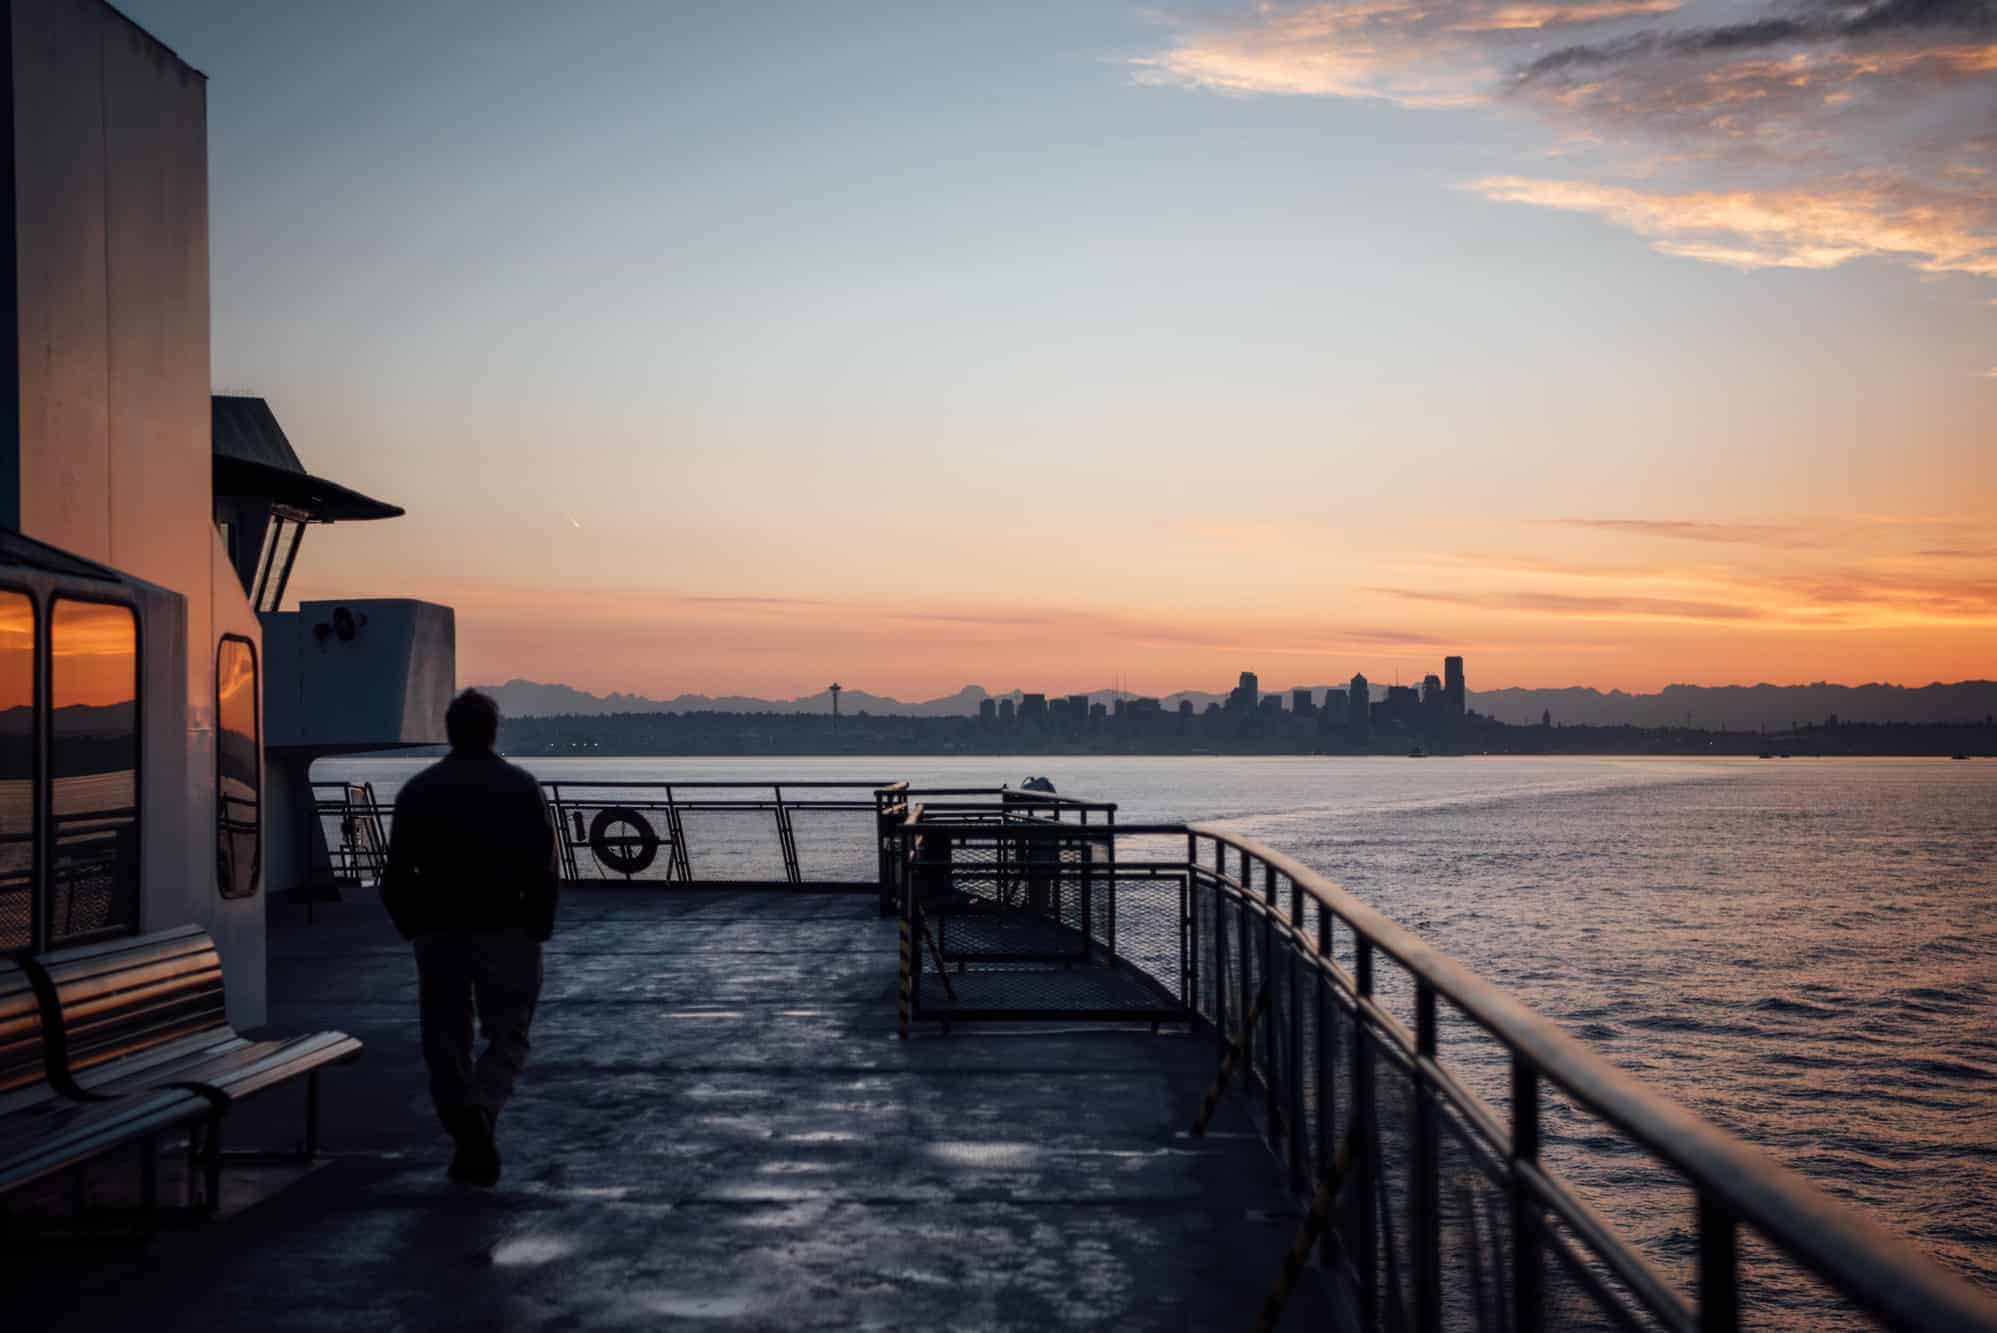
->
[312,778,968,892]
[312,781,389,887]
[895,810,1997,1333]
[879,787,1116,916]
[897,810,1185,1026]
[310,778,1116,893]
[541,779,902,888]
[48,809,139,947]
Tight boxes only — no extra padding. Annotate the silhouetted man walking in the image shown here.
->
[382,690,557,1186]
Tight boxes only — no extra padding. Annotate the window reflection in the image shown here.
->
[50,600,139,945]
[0,592,32,952]
[217,636,259,899]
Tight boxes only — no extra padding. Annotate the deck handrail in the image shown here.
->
[1185,822,1997,1333]
[901,815,1997,1332]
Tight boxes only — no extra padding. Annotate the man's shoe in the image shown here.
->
[447,1106,501,1187]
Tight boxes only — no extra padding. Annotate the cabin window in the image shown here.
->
[216,636,260,899]
[0,591,33,953]
[48,600,140,946]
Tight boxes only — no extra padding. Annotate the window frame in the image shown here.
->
[45,594,143,948]
[215,632,261,900]
[0,584,38,958]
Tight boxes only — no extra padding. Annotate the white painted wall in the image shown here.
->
[263,600,455,751]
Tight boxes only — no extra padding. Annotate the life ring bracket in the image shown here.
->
[587,806,661,876]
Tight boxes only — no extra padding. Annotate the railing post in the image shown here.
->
[1238,854,1254,1093]
[773,784,801,885]
[1079,827,1095,960]
[1287,876,1305,1193]
[1174,834,1190,1009]
[1511,1056,1542,1333]
[1316,899,1335,1267]
[1263,861,1280,1146]
[1414,983,1440,1333]
[1212,841,1229,1060]
[898,828,915,1038]
[1105,807,1118,960]
[1699,1193,1740,1333]
[1354,936,1378,1333]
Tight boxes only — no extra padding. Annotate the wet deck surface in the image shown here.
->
[10,889,1328,1330]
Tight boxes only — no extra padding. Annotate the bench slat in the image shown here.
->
[174,1033,364,1104]
[0,1087,209,1194]
[0,961,51,1114]
[34,925,362,1115]
[40,931,230,1084]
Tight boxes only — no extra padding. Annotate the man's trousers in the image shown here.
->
[413,929,544,1124]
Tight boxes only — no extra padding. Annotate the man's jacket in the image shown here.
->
[380,751,559,941]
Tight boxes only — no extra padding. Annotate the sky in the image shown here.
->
[124,0,1996,700]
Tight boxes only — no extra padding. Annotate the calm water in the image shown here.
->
[325,754,1997,1314]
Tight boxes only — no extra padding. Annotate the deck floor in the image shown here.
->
[7,888,1329,1330]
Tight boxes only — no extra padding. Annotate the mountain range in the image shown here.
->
[473,678,1997,731]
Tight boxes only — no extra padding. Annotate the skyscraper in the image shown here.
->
[1228,671,1259,712]
[1292,687,1314,716]
[1347,673,1370,729]
[1444,656,1466,716]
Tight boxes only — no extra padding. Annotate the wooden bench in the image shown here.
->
[0,957,211,1209]
[30,924,362,1206]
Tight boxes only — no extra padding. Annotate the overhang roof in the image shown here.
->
[0,529,132,583]
[212,395,405,522]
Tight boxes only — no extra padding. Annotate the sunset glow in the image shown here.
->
[120,0,1994,702]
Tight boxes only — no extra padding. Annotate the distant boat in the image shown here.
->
[1953,753,1971,760]
[1408,746,1428,758]
[1759,752,1773,759]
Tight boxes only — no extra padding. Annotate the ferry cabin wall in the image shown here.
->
[6,0,265,1023]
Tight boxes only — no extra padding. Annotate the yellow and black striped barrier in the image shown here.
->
[1191,983,1267,1136]
[898,909,960,1038]
[1252,1127,1360,1333]
[922,916,958,1001]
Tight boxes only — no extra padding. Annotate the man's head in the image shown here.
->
[445,689,501,754]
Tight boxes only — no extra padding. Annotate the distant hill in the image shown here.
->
[1468,681,1997,729]
[474,679,997,719]
[476,677,1997,730]
[475,679,1351,720]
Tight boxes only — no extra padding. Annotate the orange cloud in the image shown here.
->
[1136,2,1997,307]
[1377,585,1766,622]
[1379,549,1997,632]
[1455,1,1679,32]
[1540,518,1815,546]
[1467,176,1997,278]
[1126,1,1675,107]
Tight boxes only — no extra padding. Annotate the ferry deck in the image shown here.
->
[1,3,1994,1329]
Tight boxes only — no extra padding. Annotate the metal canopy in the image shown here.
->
[211,396,404,522]
[0,529,133,583]
[212,454,404,523]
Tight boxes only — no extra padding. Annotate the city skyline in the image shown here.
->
[114,1,1997,699]
[471,660,1997,725]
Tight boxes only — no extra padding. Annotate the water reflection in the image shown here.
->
[0,592,31,951]
[217,637,259,899]
[50,600,138,945]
